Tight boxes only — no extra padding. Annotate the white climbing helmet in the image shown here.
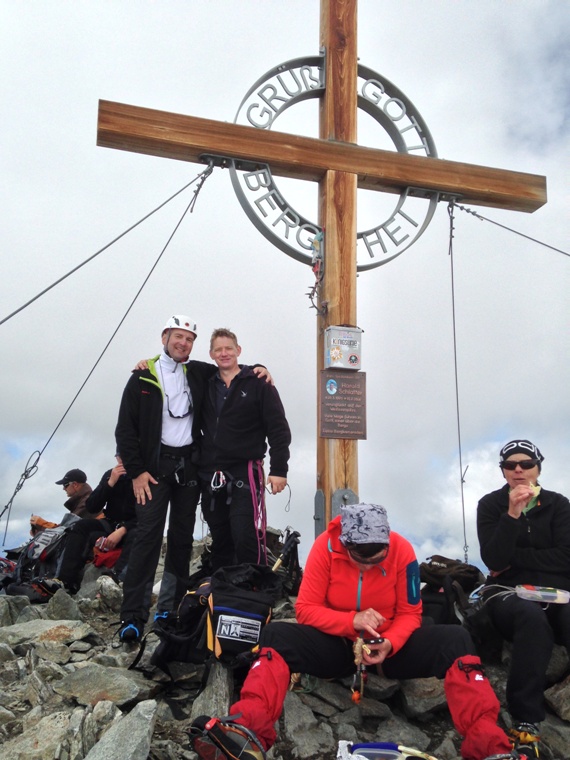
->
[162,315,198,337]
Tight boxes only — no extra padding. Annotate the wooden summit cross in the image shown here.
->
[97,0,546,530]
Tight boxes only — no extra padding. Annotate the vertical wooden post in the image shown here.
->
[316,0,359,529]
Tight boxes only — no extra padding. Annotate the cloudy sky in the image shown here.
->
[1,1,568,567]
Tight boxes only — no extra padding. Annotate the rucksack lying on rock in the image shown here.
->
[133,562,283,679]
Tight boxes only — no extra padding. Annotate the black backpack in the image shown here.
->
[149,563,282,677]
[150,576,212,671]
[5,514,81,586]
[419,554,485,593]
[418,554,503,661]
[206,563,282,664]
[420,575,465,625]
[419,554,485,626]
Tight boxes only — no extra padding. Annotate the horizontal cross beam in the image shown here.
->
[98,100,546,213]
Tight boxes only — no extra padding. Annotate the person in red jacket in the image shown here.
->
[190,503,514,760]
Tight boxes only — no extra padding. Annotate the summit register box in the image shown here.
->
[324,326,363,370]
[321,326,366,440]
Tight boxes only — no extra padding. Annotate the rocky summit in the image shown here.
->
[1,563,570,760]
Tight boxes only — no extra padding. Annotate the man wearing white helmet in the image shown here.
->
[116,315,208,642]
[115,316,270,643]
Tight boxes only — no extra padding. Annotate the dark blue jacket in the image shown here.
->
[199,366,291,479]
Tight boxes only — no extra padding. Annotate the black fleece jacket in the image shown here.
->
[84,469,137,532]
[477,483,570,592]
[115,357,216,480]
[199,366,291,478]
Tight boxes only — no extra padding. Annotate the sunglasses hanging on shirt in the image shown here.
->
[164,390,193,419]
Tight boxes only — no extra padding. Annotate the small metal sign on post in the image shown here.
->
[320,370,366,441]
[324,326,363,370]
[320,325,366,439]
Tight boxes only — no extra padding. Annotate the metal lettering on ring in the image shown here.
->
[230,56,438,271]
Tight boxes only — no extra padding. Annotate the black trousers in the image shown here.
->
[121,460,199,623]
[57,518,111,588]
[113,528,136,576]
[201,477,266,571]
[260,620,475,681]
[488,592,570,723]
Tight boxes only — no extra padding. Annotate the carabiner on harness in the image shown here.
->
[211,470,226,491]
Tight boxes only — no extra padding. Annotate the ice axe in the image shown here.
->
[271,529,300,572]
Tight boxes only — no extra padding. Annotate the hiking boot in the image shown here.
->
[189,715,266,760]
[118,620,143,643]
[510,722,540,758]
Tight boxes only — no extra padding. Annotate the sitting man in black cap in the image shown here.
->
[47,455,137,594]
[55,468,93,518]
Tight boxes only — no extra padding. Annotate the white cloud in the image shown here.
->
[1,1,568,568]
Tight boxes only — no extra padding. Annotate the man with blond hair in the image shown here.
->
[199,328,291,571]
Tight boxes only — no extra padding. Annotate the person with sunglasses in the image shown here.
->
[54,468,93,518]
[190,503,513,760]
[115,315,272,643]
[477,439,570,757]
[45,454,137,595]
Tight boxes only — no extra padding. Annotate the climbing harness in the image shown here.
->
[207,461,268,565]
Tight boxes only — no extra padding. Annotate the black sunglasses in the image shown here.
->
[347,546,389,565]
[501,459,540,471]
